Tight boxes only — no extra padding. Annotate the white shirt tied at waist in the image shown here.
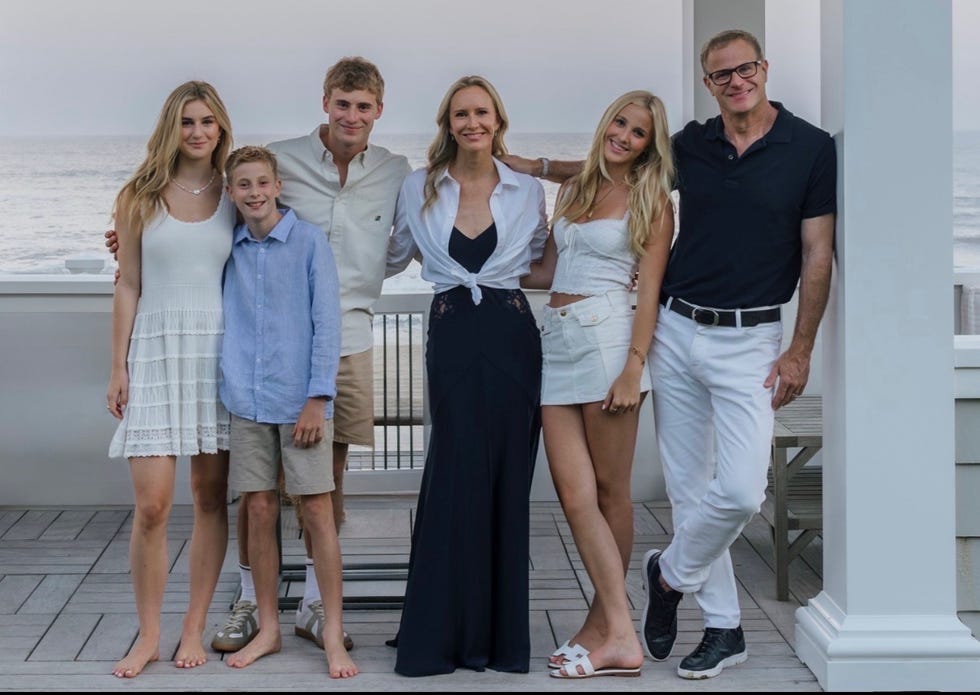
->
[386,158,548,304]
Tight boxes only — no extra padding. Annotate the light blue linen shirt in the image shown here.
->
[220,208,341,424]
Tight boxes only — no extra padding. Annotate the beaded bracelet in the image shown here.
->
[629,345,646,366]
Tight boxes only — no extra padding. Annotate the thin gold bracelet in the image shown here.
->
[630,345,646,366]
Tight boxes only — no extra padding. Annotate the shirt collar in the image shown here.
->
[309,125,371,166]
[433,156,521,189]
[706,101,793,144]
[233,208,298,245]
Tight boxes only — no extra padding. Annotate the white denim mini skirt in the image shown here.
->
[540,290,651,405]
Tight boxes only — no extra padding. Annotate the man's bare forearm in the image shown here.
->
[790,215,835,357]
[499,155,583,183]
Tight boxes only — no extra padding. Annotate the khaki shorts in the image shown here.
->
[333,348,375,447]
[229,414,335,496]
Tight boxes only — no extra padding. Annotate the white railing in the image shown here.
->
[955,267,980,335]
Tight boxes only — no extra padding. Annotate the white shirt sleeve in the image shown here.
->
[385,182,418,279]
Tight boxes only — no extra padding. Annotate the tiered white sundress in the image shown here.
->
[109,190,235,458]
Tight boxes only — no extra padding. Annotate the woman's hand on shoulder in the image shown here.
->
[105,229,119,259]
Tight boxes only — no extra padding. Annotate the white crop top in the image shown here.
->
[549,214,637,296]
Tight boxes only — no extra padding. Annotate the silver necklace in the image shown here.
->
[172,169,216,196]
[587,181,625,219]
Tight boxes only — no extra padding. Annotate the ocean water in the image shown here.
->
[0,132,582,291]
[2,131,979,284]
[954,131,980,268]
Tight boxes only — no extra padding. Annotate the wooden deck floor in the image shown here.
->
[0,496,824,692]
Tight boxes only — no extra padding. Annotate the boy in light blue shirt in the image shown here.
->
[218,146,355,679]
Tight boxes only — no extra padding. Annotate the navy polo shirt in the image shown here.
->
[661,101,837,309]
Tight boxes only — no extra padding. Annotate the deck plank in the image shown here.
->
[76,510,130,542]
[28,612,100,661]
[18,574,85,615]
[40,510,96,541]
[2,511,59,541]
[76,613,136,664]
[0,511,24,538]
[0,575,42,614]
[0,540,107,575]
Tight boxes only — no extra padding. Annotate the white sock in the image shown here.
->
[302,557,320,607]
[239,563,256,603]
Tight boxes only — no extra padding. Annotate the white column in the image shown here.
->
[795,1,980,690]
[684,0,765,122]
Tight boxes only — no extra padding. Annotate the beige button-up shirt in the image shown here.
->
[268,128,412,356]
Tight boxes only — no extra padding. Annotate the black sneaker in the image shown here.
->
[677,626,747,679]
[641,548,682,661]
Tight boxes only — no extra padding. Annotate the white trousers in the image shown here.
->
[650,306,782,628]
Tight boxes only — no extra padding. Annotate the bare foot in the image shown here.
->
[572,637,644,674]
[226,628,281,669]
[324,633,358,678]
[112,636,159,678]
[174,631,208,669]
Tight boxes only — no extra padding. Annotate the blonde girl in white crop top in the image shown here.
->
[522,90,675,679]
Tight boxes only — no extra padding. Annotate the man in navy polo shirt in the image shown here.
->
[503,27,836,681]
[640,29,835,680]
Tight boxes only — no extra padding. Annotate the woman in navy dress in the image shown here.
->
[385,75,548,676]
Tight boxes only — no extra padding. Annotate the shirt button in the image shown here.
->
[257,275,262,279]
[559,310,567,317]
[728,154,734,160]
[259,248,265,253]
[591,315,598,321]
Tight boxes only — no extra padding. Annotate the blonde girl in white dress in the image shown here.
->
[106,81,235,678]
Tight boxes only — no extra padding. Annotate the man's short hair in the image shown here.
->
[226,145,279,180]
[700,29,764,74]
[323,57,385,102]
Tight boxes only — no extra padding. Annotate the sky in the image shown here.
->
[0,0,684,136]
[1,0,977,137]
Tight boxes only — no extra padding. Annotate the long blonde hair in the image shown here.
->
[113,80,232,236]
[553,90,674,257]
[422,76,509,210]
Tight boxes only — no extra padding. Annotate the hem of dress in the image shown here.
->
[108,445,229,459]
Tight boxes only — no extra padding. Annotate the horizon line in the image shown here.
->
[0,130,597,139]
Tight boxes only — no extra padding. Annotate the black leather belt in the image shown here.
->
[663,296,781,328]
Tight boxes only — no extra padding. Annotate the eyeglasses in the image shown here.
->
[705,60,763,86]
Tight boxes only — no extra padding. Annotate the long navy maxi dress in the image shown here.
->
[394,224,542,676]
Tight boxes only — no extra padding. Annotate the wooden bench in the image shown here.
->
[758,395,823,601]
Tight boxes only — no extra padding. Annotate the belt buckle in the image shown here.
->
[691,307,720,326]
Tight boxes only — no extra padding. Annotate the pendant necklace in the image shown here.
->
[587,181,624,219]
[172,169,217,196]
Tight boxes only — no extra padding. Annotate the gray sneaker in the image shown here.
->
[295,598,353,651]
[211,600,258,652]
